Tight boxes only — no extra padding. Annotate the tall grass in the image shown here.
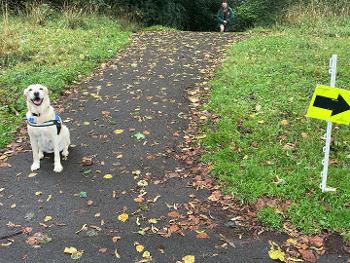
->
[284,0,350,25]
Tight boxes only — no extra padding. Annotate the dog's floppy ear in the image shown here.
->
[42,85,49,95]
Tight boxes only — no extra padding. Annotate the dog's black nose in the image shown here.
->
[34,92,39,97]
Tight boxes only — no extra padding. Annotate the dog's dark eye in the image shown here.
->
[29,89,32,92]
[39,88,43,91]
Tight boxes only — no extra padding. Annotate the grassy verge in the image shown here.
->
[0,9,131,148]
[203,15,350,236]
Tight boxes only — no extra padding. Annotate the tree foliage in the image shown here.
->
[0,0,299,31]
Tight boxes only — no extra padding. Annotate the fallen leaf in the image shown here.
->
[112,236,121,243]
[196,232,209,239]
[114,129,124,135]
[79,192,87,198]
[168,211,180,218]
[118,213,129,222]
[28,172,37,178]
[1,241,13,247]
[182,255,195,263]
[81,156,93,166]
[135,243,144,253]
[301,132,308,139]
[99,248,107,253]
[142,250,151,259]
[268,241,285,262]
[298,249,316,263]
[64,247,78,254]
[134,132,146,140]
[71,250,84,260]
[137,180,148,187]
[188,96,200,103]
[281,120,289,126]
[114,249,121,258]
[103,174,113,179]
[134,196,145,203]
[44,216,53,222]
[148,218,158,224]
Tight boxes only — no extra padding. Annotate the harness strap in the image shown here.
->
[26,113,62,135]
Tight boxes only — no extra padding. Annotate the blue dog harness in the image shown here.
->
[26,113,62,135]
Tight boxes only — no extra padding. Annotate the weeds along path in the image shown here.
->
[0,32,343,263]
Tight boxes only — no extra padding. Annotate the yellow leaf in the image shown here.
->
[10,203,16,208]
[142,250,151,259]
[137,180,148,187]
[188,96,200,103]
[83,121,90,126]
[118,213,129,222]
[44,216,53,222]
[103,174,113,179]
[71,250,84,260]
[114,129,124,135]
[148,218,158,224]
[28,172,37,178]
[64,247,78,254]
[281,120,289,126]
[135,243,144,253]
[268,242,285,262]
[182,255,195,263]
[35,191,42,196]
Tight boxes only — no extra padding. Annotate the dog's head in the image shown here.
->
[24,84,50,113]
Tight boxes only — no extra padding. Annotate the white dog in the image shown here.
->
[24,84,70,173]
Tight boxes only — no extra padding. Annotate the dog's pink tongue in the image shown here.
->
[34,99,42,105]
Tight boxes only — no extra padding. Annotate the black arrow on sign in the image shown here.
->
[313,94,350,116]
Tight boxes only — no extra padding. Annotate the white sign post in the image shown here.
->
[320,55,337,193]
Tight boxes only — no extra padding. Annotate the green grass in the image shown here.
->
[203,16,350,235]
[0,13,131,148]
[257,207,284,230]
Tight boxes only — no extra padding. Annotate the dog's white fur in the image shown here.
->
[24,84,70,173]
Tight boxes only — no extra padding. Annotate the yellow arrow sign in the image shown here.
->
[306,85,350,125]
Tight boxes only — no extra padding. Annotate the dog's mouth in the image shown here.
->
[31,98,43,106]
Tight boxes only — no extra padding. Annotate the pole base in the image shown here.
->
[321,185,336,193]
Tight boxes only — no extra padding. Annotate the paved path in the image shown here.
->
[0,32,346,263]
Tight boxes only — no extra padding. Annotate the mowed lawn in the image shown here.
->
[203,18,350,236]
[0,13,131,148]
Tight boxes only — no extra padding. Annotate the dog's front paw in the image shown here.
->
[62,150,69,159]
[53,163,63,173]
[31,162,40,171]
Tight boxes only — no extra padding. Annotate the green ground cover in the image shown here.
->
[204,17,350,236]
[0,12,131,148]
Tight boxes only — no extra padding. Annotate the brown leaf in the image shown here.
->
[298,249,316,263]
[81,156,93,166]
[168,211,180,218]
[196,232,209,239]
[169,225,180,233]
[308,236,324,248]
[99,248,107,253]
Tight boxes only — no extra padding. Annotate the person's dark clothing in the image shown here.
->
[217,7,234,31]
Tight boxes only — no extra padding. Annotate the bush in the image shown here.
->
[1,0,290,31]
[3,0,349,32]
